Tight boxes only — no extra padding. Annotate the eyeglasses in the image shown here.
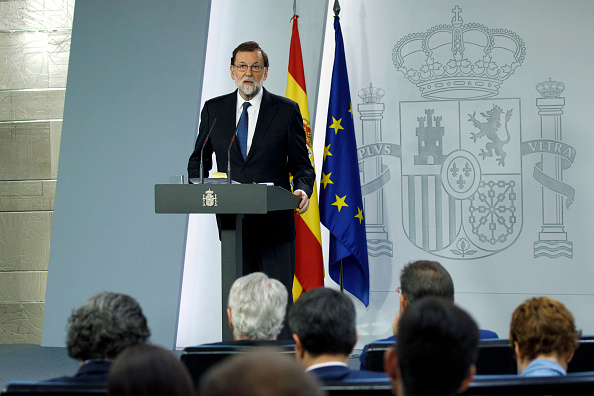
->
[233,64,265,72]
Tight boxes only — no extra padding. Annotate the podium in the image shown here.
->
[155,183,300,341]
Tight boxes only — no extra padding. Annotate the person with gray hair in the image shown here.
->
[47,291,150,383]
[227,272,288,340]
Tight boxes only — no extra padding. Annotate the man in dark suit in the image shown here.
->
[384,297,479,396]
[288,287,387,381]
[187,41,315,297]
[359,260,498,369]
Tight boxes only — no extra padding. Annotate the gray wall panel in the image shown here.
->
[42,0,211,348]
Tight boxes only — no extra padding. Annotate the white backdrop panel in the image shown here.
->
[312,0,594,348]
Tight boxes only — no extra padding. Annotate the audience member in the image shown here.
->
[288,287,387,381]
[384,296,479,396]
[360,259,498,369]
[510,296,581,377]
[198,349,324,396]
[107,344,195,396]
[226,272,288,341]
[47,291,150,383]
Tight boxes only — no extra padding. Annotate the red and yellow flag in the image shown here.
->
[286,14,324,301]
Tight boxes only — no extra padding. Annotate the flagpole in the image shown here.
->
[335,0,344,295]
[340,260,344,292]
[333,0,340,19]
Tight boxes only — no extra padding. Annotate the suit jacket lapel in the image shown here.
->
[223,92,242,159]
[247,88,277,161]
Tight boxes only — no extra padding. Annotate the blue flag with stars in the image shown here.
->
[319,16,369,306]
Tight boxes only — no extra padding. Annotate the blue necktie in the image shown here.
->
[237,102,251,160]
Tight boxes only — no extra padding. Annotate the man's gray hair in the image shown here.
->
[228,272,288,340]
[66,291,150,360]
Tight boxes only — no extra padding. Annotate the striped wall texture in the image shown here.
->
[0,0,74,343]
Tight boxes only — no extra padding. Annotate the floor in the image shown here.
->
[0,345,78,390]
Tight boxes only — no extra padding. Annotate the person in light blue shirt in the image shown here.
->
[510,296,581,377]
[520,358,567,377]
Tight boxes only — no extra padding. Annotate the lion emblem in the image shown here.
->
[469,105,513,166]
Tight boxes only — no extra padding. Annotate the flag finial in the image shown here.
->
[333,0,340,17]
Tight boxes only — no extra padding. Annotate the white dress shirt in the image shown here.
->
[235,88,263,157]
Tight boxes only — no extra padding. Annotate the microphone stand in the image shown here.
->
[226,120,240,184]
[199,118,217,184]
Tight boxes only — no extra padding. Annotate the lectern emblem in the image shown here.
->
[202,188,218,207]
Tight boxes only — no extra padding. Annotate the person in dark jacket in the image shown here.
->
[384,297,479,396]
[46,291,150,383]
[360,260,498,369]
[288,287,387,381]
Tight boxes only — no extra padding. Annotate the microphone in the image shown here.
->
[226,119,241,184]
[199,118,217,184]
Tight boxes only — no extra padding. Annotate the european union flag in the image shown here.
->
[319,16,369,306]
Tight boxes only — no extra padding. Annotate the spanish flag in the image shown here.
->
[286,12,324,301]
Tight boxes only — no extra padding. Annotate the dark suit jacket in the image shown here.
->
[45,359,111,384]
[309,364,388,382]
[188,88,315,243]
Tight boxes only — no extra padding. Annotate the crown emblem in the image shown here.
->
[392,5,526,100]
[536,77,565,98]
[358,83,385,104]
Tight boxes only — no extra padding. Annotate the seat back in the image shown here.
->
[475,339,516,374]
[1,382,105,396]
[365,338,594,375]
[320,378,392,396]
[568,339,594,373]
[320,372,594,396]
[462,372,594,396]
[362,341,392,373]
[180,343,295,388]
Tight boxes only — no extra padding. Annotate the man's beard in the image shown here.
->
[235,75,262,98]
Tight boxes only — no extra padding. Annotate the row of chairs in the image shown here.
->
[4,339,594,395]
[363,338,594,374]
[321,373,594,396]
[5,374,594,396]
